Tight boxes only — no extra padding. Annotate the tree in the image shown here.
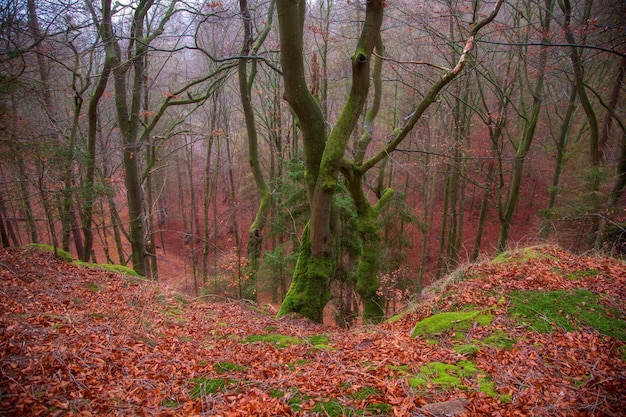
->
[496,0,555,252]
[97,0,175,276]
[94,0,232,277]
[276,0,503,323]
[238,0,275,301]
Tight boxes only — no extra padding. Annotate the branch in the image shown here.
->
[477,40,626,58]
[361,0,504,174]
[372,52,450,72]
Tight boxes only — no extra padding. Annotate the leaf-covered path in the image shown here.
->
[1,246,625,416]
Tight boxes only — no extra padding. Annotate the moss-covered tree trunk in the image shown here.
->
[100,0,147,276]
[277,0,503,323]
[276,0,384,322]
[238,0,274,301]
[278,224,332,322]
[344,161,394,323]
[347,38,389,324]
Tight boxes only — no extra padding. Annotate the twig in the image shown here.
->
[372,52,450,71]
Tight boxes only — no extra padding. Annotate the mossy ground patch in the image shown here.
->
[411,310,493,338]
[509,288,626,340]
[188,377,235,398]
[243,333,332,348]
[492,246,558,264]
[408,361,510,402]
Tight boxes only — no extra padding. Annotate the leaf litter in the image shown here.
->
[1,245,625,416]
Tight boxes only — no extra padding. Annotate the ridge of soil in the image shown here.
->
[1,245,625,416]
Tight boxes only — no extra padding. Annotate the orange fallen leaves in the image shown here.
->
[1,246,625,416]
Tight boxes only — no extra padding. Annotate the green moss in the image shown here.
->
[493,246,557,264]
[161,398,178,408]
[174,294,189,305]
[350,386,381,401]
[306,334,334,351]
[386,313,403,323]
[509,289,626,340]
[453,330,515,356]
[26,243,73,262]
[268,388,283,398]
[454,344,481,356]
[244,333,302,348]
[307,334,330,346]
[267,387,310,412]
[387,364,410,374]
[408,361,509,402]
[411,310,493,338]
[355,205,385,324]
[366,403,393,414]
[311,399,353,416]
[480,331,516,349]
[74,260,144,277]
[408,361,476,390]
[188,377,233,398]
[277,225,332,323]
[85,282,101,292]
[566,268,601,281]
[213,362,246,373]
[478,376,512,403]
[166,305,186,321]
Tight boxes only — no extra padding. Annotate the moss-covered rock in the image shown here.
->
[411,310,493,338]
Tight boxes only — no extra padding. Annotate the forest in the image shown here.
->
[1,0,625,325]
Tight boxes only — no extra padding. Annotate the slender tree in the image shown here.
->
[496,0,554,252]
[238,0,275,301]
[276,0,503,322]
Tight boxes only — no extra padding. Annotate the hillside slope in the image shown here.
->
[1,245,625,416]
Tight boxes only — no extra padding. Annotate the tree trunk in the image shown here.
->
[0,190,12,247]
[202,97,218,283]
[37,166,59,251]
[595,132,626,251]
[17,162,38,243]
[497,0,554,252]
[560,0,601,242]
[539,83,577,238]
[598,55,626,160]
[276,0,502,322]
[99,0,146,276]
[472,164,494,261]
[81,50,111,262]
[184,135,200,295]
[276,0,384,322]
[239,0,275,301]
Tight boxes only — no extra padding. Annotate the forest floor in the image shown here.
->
[1,245,625,416]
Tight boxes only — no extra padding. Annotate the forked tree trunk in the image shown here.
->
[276,0,383,322]
[277,0,503,322]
